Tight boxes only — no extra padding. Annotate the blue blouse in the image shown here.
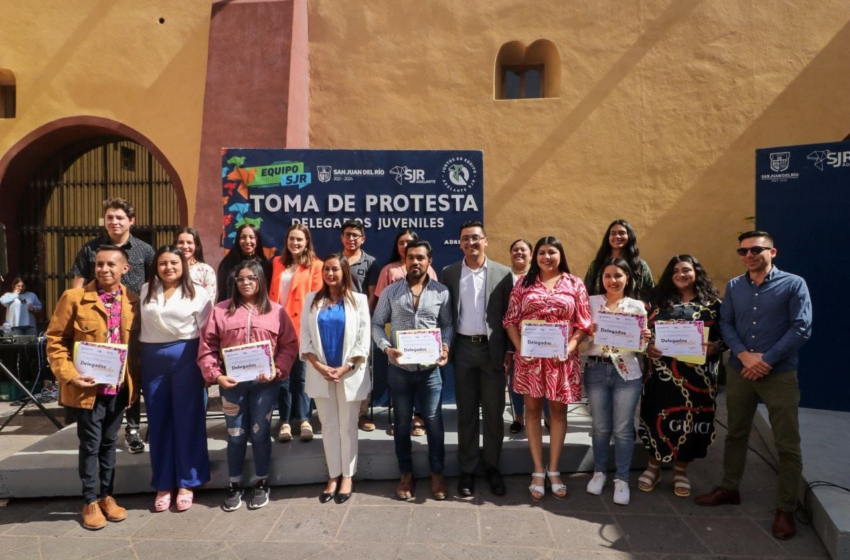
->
[318,300,346,367]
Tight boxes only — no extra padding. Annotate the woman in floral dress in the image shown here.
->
[504,236,592,501]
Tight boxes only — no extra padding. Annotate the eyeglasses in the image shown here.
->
[235,275,259,284]
[460,235,485,244]
[736,246,771,256]
[342,233,363,240]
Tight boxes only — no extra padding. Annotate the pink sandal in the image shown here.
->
[176,490,194,511]
[154,491,172,512]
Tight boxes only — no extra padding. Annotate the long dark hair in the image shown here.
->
[145,245,196,304]
[311,253,357,310]
[227,260,272,316]
[588,220,644,296]
[600,257,636,299]
[282,223,316,268]
[386,228,419,265]
[222,224,269,267]
[650,254,720,311]
[522,236,571,288]
[175,227,206,264]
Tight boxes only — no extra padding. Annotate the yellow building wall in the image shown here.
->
[0,0,213,220]
[2,0,849,288]
[307,0,850,286]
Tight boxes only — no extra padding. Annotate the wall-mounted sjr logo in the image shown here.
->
[807,150,850,171]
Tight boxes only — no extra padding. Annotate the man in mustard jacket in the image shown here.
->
[46,245,141,530]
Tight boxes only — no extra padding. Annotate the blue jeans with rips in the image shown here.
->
[220,379,281,482]
[387,364,444,474]
[584,361,642,481]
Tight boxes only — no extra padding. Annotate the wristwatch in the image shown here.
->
[346,361,356,371]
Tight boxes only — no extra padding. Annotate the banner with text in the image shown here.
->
[221,149,484,270]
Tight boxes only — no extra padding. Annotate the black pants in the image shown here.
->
[124,397,141,433]
[453,337,505,474]
[76,390,128,504]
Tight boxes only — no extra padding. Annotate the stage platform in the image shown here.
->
[0,403,648,499]
[754,405,850,560]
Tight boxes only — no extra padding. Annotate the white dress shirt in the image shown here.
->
[457,258,487,336]
[139,282,213,343]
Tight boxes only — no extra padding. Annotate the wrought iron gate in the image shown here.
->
[18,138,181,316]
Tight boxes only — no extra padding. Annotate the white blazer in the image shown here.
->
[301,291,371,402]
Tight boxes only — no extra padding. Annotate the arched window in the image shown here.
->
[0,69,15,118]
[495,40,560,100]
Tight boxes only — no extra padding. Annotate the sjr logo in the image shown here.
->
[807,150,850,170]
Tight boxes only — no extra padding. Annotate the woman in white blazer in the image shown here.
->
[301,253,371,504]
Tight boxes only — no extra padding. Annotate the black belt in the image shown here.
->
[587,356,613,364]
[457,334,488,343]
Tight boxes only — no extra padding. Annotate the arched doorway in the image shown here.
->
[18,137,181,315]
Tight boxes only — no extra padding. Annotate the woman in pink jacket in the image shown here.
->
[198,260,298,512]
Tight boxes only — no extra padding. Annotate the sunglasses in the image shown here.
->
[235,275,259,284]
[736,246,772,256]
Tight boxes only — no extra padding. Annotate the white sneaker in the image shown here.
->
[586,472,606,495]
[613,479,630,505]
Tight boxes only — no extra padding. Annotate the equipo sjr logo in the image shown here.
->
[441,157,478,193]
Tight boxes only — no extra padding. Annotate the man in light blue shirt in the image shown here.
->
[372,239,453,502]
[696,231,812,541]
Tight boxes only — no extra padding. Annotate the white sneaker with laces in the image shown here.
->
[586,472,606,495]
[613,479,630,505]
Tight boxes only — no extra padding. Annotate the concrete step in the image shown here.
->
[754,405,850,560]
[0,404,648,498]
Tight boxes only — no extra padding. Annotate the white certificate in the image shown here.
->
[594,311,646,352]
[395,329,442,365]
[654,321,706,357]
[73,342,128,386]
[520,321,570,359]
[222,340,275,382]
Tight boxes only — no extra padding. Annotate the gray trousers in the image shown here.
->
[454,337,505,474]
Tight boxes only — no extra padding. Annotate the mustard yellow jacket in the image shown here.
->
[45,281,140,410]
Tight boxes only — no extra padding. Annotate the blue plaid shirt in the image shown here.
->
[371,276,454,372]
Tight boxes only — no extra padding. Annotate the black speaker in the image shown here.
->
[0,223,7,278]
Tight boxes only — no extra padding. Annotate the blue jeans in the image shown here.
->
[221,379,281,482]
[387,364,444,474]
[277,360,310,423]
[584,361,642,481]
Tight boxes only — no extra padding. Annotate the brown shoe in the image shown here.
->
[98,496,127,522]
[772,509,796,540]
[430,473,447,501]
[396,473,415,500]
[694,487,741,507]
[358,415,376,432]
[82,501,106,530]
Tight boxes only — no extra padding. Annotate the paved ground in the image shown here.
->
[0,396,832,560]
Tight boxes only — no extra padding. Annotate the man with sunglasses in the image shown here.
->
[339,219,380,431]
[695,231,812,541]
